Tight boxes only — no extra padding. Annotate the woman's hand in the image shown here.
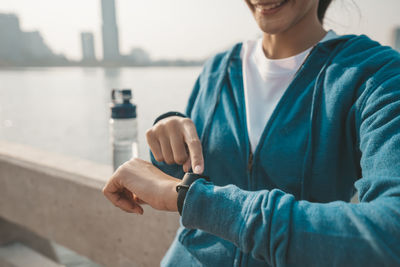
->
[146,116,204,174]
[102,158,180,214]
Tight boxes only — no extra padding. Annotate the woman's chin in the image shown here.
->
[255,18,291,35]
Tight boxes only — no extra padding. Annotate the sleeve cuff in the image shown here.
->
[181,179,260,245]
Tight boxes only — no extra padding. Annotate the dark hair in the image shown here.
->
[318,0,333,23]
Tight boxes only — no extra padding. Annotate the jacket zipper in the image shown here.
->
[238,44,319,267]
[245,46,316,181]
[247,149,253,174]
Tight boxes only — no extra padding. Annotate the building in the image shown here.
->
[0,13,66,66]
[23,31,54,60]
[81,32,97,61]
[127,47,150,64]
[101,0,120,61]
[0,14,25,63]
[394,27,400,51]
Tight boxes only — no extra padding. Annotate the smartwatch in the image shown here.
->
[176,172,210,216]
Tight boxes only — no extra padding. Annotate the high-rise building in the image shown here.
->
[81,32,96,61]
[0,13,64,65]
[101,0,120,61]
[394,27,400,51]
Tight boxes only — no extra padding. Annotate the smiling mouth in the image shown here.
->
[254,0,289,12]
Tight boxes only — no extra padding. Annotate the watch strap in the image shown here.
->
[153,111,187,125]
[176,185,189,216]
[176,172,209,216]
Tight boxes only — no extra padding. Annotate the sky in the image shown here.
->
[0,0,399,60]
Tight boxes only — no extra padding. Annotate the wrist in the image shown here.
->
[161,179,180,212]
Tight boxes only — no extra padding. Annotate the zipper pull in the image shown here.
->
[247,150,253,172]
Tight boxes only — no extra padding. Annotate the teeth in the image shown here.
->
[256,0,286,11]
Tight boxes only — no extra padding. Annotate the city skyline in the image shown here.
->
[0,0,399,61]
[0,10,204,66]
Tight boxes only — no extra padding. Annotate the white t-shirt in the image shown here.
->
[240,30,338,153]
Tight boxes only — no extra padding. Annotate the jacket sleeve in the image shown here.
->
[181,75,400,266]
[149,77,202,178]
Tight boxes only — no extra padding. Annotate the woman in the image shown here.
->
[103,0,400,266]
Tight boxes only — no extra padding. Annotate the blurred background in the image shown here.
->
[0,0,400,164]
[0,0,399,266]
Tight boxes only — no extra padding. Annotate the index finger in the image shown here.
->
[182,125,204,174]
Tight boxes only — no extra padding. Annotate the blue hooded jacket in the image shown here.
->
[152,34,400,266]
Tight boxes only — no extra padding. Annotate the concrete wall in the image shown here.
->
[0,141,180,267]
[0,217,59,262]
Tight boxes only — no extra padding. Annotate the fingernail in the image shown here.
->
[194,165,202,174]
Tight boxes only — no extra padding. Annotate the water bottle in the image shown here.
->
[110,89,138,170]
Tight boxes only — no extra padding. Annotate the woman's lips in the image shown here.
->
[255,0,288,15]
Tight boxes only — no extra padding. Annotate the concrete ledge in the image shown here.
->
[0,141,179,267]
[0,243,64,267]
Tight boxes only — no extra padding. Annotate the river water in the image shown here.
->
[0,67,201,165]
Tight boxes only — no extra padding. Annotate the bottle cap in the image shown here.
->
[110,89,137,119]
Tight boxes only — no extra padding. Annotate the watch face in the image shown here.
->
[183,172,210,186]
